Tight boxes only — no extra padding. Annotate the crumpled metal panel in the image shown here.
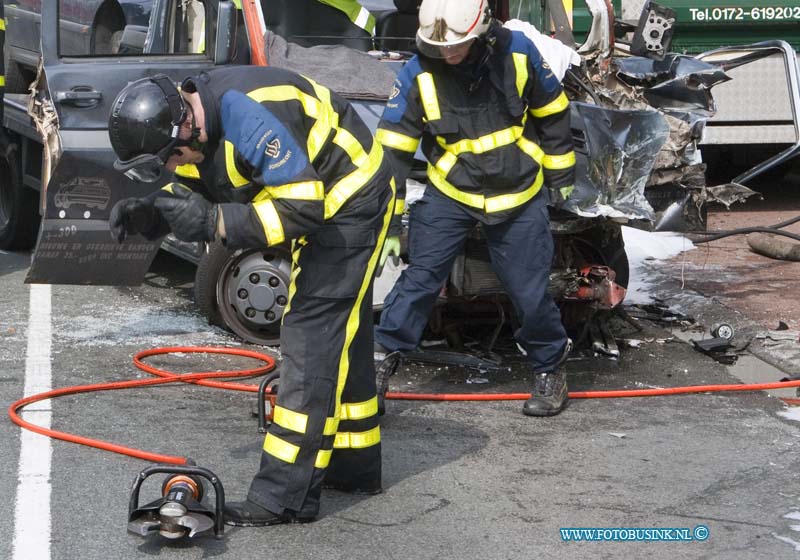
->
[615,55,731,115]
[563,103,669,221]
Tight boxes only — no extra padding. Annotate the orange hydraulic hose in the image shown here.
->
[8,347,276,465]
[8,346,800,464]
[387,379,800,401]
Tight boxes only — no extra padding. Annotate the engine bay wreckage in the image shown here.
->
[25,0,800,353]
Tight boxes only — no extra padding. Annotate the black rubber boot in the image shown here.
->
[223,500,315,527]
[522,339,572,417]
[522,369,569,417]
[375,350,402,416]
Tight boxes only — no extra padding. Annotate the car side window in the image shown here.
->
[58,0,209,57]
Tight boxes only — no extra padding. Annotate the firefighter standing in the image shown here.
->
[107,66,394,525]
[374,0,576,416]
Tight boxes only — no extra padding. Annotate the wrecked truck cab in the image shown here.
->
[25,0,238,285]
[21,0,652,346]
[21,0,792,349]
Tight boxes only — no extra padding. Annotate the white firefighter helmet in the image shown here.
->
[416,0,492,60]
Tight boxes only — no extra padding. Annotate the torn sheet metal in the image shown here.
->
[699,182,759,209]
[564,102,668,220]
[577,0,614,60]
[615,55,731,115]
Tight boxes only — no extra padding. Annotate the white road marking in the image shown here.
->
[12,284,53,560]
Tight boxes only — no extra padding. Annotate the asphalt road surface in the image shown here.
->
[2,248,800,560]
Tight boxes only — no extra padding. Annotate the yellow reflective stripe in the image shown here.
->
[437,122,525,156]
[307,79,339,159]
[225,141,250,187]
[484,171,544,213]
[315,449,332,469]
[394,199,405,215]
[174,163,201,179]
[512,52,528,98]
[255,181,325,201]
[323,417,340,436]
[0,18,5,31]
[416,72,440,122]
[428,164,544,213]
[0,76,5,87]
[263,433,300,464]
[161,183,191,195]
[434,151,458,176]
[333,178,394,421]
[517,137,545,164]
[272,405,308,434]
[427,164,484,209]
[542,151,576,170]
[247,84,335,162]
[252,199,285,245]
[376,128,420,153]
[341,396,379,421]
[333,127,369,167]
[324,140,384,219]
[530,92,569,118]
[333,426,381,449]
[283,237,306,318]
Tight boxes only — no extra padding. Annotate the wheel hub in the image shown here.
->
[222,251,291,331]
[247,284,276,311]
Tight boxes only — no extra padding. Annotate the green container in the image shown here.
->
[570,0,800,53]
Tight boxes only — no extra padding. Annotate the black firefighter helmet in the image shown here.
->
[109,75,190,183]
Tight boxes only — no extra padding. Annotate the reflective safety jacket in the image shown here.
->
[376,26,575,231]
[171,66,392,249]
[318,0,376,35]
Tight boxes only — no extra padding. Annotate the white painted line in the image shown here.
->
[13,284,52,560]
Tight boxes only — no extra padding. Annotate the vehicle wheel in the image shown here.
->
[195,242,292,346]
[0,139,39,250]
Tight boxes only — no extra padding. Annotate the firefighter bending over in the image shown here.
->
[107,66,394,525]
[374,0,576,416]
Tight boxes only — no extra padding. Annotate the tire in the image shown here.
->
[194,242,292,346]
[0,139,39,250]
[194,241,229,329]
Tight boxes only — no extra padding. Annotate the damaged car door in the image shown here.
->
[26,0,238,285]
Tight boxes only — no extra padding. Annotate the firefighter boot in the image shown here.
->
[223,500,315,527]
[522,339,572,417]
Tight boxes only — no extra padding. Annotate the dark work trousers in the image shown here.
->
[247,185,394,518]
[376,186,568,372]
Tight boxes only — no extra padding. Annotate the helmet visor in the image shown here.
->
[114,152,169,184]
[416,33,476,62]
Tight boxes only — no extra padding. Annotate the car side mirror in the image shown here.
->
[117,25,148,55]
[215,0,237,65]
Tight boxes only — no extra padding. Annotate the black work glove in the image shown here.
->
[153,186,219,243]
[108,197,163,242]
[548,185,575,209]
